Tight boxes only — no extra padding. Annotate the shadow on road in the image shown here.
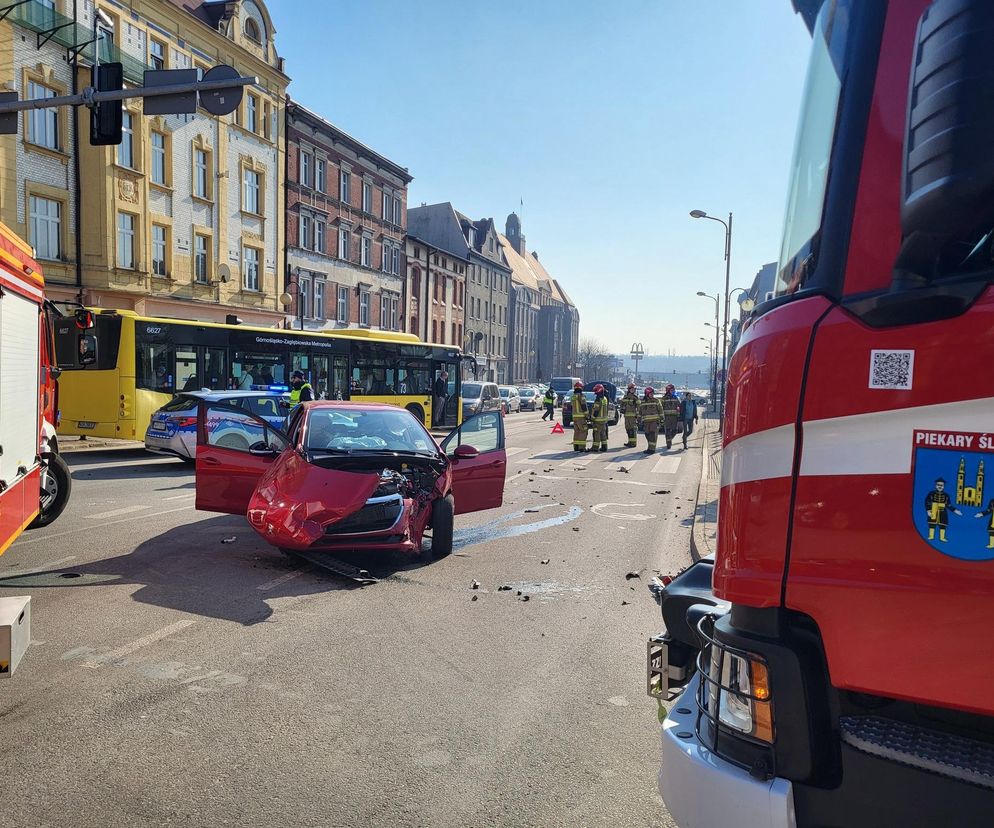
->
[0,516,435,625]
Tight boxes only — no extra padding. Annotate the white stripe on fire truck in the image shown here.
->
[720,396,994,487]
[0,265,43,301]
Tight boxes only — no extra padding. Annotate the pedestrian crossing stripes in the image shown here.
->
[651,454,683,475]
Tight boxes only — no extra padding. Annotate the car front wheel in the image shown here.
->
[429,494,455,559]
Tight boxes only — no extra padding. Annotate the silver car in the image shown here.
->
[145,390,290,462]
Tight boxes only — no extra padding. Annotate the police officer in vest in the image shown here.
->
[290,370,314,407]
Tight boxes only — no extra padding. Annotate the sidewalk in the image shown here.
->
[690,414,722,561]
[58,436,145,453]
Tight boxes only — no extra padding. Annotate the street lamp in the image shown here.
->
[691,210,733,425]
[279,267,305,331]
[696,290,719,411]
[630,341,644,384]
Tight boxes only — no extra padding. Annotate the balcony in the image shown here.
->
[6,1,152,83]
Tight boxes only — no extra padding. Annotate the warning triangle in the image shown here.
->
[551,422,565,434]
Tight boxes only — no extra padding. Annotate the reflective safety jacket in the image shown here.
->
[543,390,556,406]
[661,394,681,419]
[639,397,663,422]
[570,392,588,421]
[592,395,610,423]
[620,392,640,416]
[290,382,313,405]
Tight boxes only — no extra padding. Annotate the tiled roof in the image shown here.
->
[497,233,542,291]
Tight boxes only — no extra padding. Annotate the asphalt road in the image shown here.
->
[1,412,701,828]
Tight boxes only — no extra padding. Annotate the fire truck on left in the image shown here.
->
[0,221,71,557]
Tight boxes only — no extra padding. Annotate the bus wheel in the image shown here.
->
[406,403,425,424]
[28,453,72,529]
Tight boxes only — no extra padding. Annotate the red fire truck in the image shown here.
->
[649,1,994,825]
[0,223,70,556]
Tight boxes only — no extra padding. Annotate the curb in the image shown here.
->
[689,415,721,562]
[58,438,145,453]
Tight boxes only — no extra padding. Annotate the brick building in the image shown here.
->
[405,234,466,346]
[285,102,411,331]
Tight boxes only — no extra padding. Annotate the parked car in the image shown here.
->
[498,385,521,414]
[550,376,583,406]
[461,381,501,420]
[145,390,289,463]
[518,387,540,411]
[193,401,507,558]
[562,382,620,427]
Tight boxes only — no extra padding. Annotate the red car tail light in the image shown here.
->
[168,416,197,427]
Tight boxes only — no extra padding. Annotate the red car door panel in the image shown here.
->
[195,402,289,515]
[442,411,507,514]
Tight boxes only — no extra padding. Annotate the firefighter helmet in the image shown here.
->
[628,383,636,391]
[593,383,605,394]
[645,387,655,396]
[574,382,583,390]
[666,383,675,393]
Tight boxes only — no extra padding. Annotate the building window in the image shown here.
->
[489,237,495,253]
[391,247,399,276]
[247,94,259,133]
[194,148,210,199]
[340,169,351,203]
[27,81,59,150]
[362,181,372,213]
[451,322,457,345]
[359,290,370,326]
[118,111,134,168]
[315,158,326,193]
[382,189,390,220]
[29,196,61,260]
[300,150,312,187]
[117,212,135,269]
[299,214,311,249]
[314,280,326,320]
[392,196,401,226]
[412,267,421,296]
[151,224,167,277]
[299,276,312,319]
[337,285,349,321]
[381,243,390,272]
[338,227,350,260]
[194,234,209,283]
[432,320,437,342]
[151,131,167,185]
[243,168,261,214]
[243,246,260,291]
[314,217,326,254]
[361,236,371,267]
[150,38,166,71]
[245,17,261,43]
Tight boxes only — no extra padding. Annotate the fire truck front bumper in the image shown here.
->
[659,674,797,828]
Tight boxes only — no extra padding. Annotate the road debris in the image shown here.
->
[471,580,481,590]
[472,595,479,602]
[540,558,550,565]
[651,490,671,495]
[625,571,641,580]
[524,508,540,513]
[622,600,630,606]
[572,527,580,532]
[520,595,530,602]
[221,537,237,544]
[498,585,512,591]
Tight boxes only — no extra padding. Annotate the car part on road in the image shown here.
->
[281,547,379,585]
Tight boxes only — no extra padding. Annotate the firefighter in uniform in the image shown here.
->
[620,383,640,448]
[925,478,961,542]
[639,387,663,454]
[590,384,610,453]
[570,382,589,452]
[661,383,681,450]
[975,498,994,549]
[290,370,314,407]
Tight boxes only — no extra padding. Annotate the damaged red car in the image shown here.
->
[194,401,507,558]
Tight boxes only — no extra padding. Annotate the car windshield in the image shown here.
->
[520,389,534,397]
[462,383,482,399]
[305,408,436,455]
[499,388,510,397]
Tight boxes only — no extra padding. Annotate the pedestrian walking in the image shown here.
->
[661,383,681,450]
[432,371,449,427]
[590,384,610,453]
[570,382,589,451]
[680,392,698,449]
[620,383,640,448]
[541,386,556,420]
[639,387,663,454]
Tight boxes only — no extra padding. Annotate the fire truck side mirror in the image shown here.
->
[898,0,994,279]
[74,309,94,330]
[78,335,97,367]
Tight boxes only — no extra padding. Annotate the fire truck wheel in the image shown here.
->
[429,494,455,559]
[28,452,72,529]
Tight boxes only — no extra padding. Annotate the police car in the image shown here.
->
[145,390,290,463]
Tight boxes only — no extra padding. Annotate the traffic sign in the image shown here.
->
[200,65,244,116]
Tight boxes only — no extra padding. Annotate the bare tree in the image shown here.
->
[576,337,614,381]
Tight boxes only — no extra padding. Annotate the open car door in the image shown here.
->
[440,410,506,515]
[195,402,291,515]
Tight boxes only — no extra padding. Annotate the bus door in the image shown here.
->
[435,357,461,427]
[330,355,348,400]
[204,347,227,390]
[174,347,199,393]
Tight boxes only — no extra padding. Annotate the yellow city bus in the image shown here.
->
[53,309,465,440]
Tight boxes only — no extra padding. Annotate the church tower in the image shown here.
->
[506,213,525,255]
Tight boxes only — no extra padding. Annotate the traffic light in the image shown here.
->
[90,62,123,146]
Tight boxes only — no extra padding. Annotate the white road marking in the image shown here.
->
[651,454,684,475]
[14,505,197,546]
[591,503,655,521]
[81,619,197,668]
[87,504,150,520]
[516,458,543,465]
[163,492,196,501]
[257,569,309,591]
[511,474,647,487]
[68,457,178,473]
[570,454,598,467]
[504,447,530,458]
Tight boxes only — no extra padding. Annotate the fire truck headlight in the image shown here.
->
[702,643,774,745]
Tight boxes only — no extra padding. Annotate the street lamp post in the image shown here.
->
[630,341,644,385]
[279,267,305,331]
[699,337,715,404]
[697,291,719,407]
[691,210,732,425]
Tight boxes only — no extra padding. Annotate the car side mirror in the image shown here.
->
[896,0,994,285]
[452,444,479,460]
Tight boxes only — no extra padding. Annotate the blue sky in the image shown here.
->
[268,0,812,354]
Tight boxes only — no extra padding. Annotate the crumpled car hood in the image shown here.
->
[246,451,381,548]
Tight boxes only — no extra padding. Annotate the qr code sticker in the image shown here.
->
[869,349,914,390]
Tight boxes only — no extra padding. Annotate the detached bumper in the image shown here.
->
[659,675,796,828]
